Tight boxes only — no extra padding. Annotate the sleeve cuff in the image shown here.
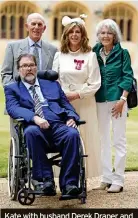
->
[77,91,84,99]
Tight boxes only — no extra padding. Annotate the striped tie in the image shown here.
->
[33,43,40,70]
[30,85,45,119]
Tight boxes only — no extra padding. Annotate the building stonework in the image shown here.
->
[0,0,138,77]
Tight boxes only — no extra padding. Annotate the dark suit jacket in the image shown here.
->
[1,37,57,86]
[4,79,80,123]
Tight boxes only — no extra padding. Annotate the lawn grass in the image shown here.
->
[0,85,10,177]
[0,85,138,177]
[125,108,138,171]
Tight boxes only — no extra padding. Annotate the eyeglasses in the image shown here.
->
[19,64,36,69]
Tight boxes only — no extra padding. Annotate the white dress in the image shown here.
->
[52,50,101,178]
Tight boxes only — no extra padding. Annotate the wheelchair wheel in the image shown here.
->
[79,137,87,168]
[8,137,20,200]
[18,188,35,205]
[79,136,87,204]
[81,197,86,204]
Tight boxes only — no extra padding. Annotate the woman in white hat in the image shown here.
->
[52,15,102,181]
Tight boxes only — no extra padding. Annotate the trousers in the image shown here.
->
[97,101,127,186]
[24,122,80,190]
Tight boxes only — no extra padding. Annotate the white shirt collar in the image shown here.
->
[28,36,42,48]
[22,77,40,91]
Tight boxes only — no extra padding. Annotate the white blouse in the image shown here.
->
[52,50,101,99]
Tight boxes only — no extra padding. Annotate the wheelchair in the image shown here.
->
[8,118,87,205]
[7,70,88,206]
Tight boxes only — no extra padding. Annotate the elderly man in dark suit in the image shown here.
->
[4,53,80,197]
[1,13,57,86]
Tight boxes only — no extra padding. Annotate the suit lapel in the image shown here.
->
[38,79,59,100]
[38,79,49,98]
[41,41,50,70]
[18,39,50,70]
[19,81,34,106]
[19,38,29,55]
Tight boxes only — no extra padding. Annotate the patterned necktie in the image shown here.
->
[30,85,45,119]
[33,43,40,70]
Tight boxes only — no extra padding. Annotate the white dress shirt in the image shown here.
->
[22,78,45,102]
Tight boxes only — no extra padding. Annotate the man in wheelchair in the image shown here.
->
[4,53,81,199]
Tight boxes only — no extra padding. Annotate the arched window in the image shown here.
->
[0,1,38,39]
[19,17,24,39]
[103,4,135,41]
[1,15,6,38]
[53,2,86,40]
[127,19,132,41]
[10,16,15,38]
[120,19,124,35]
[53,18,58,40]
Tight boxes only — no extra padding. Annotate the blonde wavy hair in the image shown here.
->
[61,22,91,53]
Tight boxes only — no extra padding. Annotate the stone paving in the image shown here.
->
[0,172,138,209]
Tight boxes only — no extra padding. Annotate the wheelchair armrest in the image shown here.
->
[13,118,86,125]
[76,120,86,126]
[15,118,25,122]
[12,118,25,126]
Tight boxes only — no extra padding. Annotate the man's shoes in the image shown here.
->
[62,184,79,196]
[42,178,56,196]
[107,184,123,193]
[31,179,43,191]
[93,182,111,190]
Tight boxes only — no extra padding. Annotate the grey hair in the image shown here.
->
[27,13,45,25]
[96,19,122,43]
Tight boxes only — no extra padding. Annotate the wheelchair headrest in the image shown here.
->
[15,70,58,82]
[37,70,58,81]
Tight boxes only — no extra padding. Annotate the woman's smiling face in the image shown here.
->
[99,26,114,47]
[68,25,82,48]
